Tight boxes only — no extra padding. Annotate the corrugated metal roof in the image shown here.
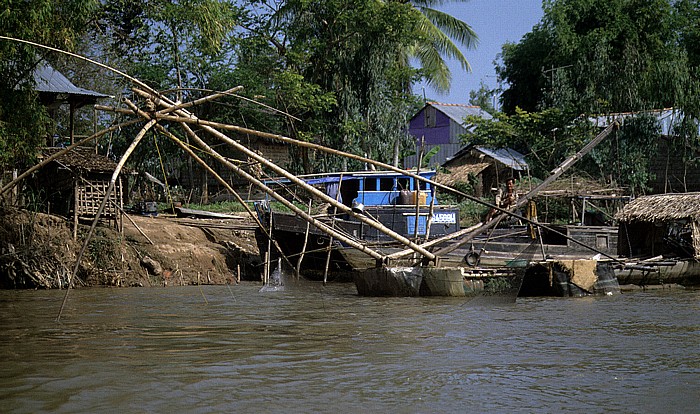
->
[444,144,528,170]
[474,146,528,170]
[589,108,698,136]
[33,62,108,99]
[427,102,493,130]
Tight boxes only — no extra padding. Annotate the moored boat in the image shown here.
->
[256,169,460,279]
[613,193,700,288]
[353,264,525,301]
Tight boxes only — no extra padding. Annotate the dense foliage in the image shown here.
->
[1,0,477,189]
[467,0,700,195]
[6,0,698,201]
[0,0,99,168]
[498,0,699,115]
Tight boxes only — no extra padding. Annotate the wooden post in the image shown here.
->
[424,187,436,241]
[69,101,75,145]
[296,199,312,280]
[266,210,273,283]
[118,177,124,235]
[262,251,267,283]
[323,174,343,285]
[73,180,79,240]
[413,138,424,250]
[11,169,17,205]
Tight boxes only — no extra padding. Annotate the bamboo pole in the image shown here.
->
[425,187,436,241]
[158,87,302,122]
[128,92,403,261]
[99,102,522,253]
[73,180,79,240]
[121,210,154,245]
[130,89,436,262]
[266,210,273,284]
[155,86,244,116]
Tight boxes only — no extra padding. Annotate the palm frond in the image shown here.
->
[412,42,451,92]
[417,6,478,49]
[417,16,472,72]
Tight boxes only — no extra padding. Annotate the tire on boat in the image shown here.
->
[464,251,480,267]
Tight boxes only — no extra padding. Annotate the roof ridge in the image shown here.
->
[427,101,482,109]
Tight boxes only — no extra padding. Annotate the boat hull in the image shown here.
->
[615,259,700,287]
[342,225,618,269]
[353,265,525,300]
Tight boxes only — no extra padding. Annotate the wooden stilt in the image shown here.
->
[323,174,343,285]
[267,211,273,283]
[73,180,79,240]
[296,199,312,280]
[424,187,436,241]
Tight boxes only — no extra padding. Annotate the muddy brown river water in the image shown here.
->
[1,282,698,413]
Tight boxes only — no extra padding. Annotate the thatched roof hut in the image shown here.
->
[615,193,700,222]
[437,145,528,197]
[33,147,123,238]
[615,193,700,259]
[435,163,490,187]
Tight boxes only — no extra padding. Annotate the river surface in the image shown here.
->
[1,282,699,413]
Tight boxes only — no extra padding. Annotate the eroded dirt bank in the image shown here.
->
[0,207,263,289]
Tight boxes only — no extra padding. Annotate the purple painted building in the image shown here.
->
[403,102,493,168]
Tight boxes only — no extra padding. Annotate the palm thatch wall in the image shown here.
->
[615,193,700,259]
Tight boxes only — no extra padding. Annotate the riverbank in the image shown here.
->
[0,207,262,289]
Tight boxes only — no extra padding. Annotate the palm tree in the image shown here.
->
[406,0,478,93]
[270,0,477,94]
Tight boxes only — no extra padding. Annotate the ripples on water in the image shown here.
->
[0,283,698,413]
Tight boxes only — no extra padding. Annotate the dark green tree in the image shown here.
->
[498,0,693,115]
[96,0,241,199]
[264,0,425,171]
[490,0,700,195]
[0,0,98,170]
[468,81,496,114]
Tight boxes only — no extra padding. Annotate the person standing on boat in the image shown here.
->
[485,178,518,222]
